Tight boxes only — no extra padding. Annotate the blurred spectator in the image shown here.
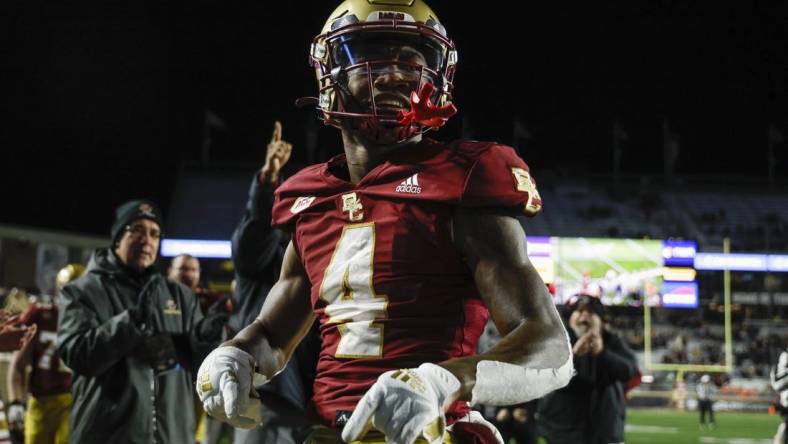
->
[167,254,232,335]
[168,254,201,291]
[57,199,224,444]
[494,401,538,444]
[228,121,319,444]
[7,264,84,444]
[696,374,717,430]
[537,295,638,444]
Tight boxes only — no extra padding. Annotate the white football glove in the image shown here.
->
[195,346,266,429]
[342,363,461,444]
[7,402,24,429]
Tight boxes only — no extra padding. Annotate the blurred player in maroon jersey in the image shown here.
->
[7,264,84,444]
[196,1,573,443]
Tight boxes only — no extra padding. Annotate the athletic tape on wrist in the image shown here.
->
[470,331,574,406]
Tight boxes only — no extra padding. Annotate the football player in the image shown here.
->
[7,264,84,444]
[197,1,573,443]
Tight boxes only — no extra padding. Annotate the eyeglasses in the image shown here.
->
[125,224,162,240]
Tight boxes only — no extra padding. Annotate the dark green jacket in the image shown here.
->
[57,249,216,444]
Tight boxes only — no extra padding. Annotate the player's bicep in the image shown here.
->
[230,241,314,373]
[257,241,314,353]
[452,208,551,335]
[448,208,571,403]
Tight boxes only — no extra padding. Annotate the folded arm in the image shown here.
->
[440,208,572,405]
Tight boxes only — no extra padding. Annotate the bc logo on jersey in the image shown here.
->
[511,167,543,215]
[342,193,364,222]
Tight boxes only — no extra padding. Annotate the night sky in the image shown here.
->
[3,1,787,236]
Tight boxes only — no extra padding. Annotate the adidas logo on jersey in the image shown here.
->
[395,174,422,194]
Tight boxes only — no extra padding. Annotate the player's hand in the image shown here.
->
[0,323,35,353]
[7,400,24,430]
[195,346,266,429]
[341,363,461,444]
[260,121,293,184]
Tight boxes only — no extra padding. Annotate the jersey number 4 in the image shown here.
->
[319,223,388,359]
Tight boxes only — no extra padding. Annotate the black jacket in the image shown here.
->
[537,328,638,444]
[57,249,218,444]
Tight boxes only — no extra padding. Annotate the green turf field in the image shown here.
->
[621,408,781,444]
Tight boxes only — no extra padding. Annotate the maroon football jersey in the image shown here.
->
[19,302,72,396]
[272,139,542,425]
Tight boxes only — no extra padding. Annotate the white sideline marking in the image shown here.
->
[625,424,679,434]
[628,424,772,443]
[699,438,771,444]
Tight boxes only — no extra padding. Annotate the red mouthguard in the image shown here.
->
[396,83,457,129]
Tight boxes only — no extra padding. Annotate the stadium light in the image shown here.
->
[160,239,232,258]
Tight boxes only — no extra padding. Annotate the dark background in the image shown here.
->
[3,0,787,236]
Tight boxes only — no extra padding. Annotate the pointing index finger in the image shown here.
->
[271,121,282,143]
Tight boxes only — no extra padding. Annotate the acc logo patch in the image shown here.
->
[511,167,543,215]
[290,196,316,214]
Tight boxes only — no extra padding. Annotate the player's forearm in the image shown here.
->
[8,373,26,402]
[7,356,29,401]
[472,258,570,365]
[442,260,573,405]
[223,274,315,379]
[440,315,571,403]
